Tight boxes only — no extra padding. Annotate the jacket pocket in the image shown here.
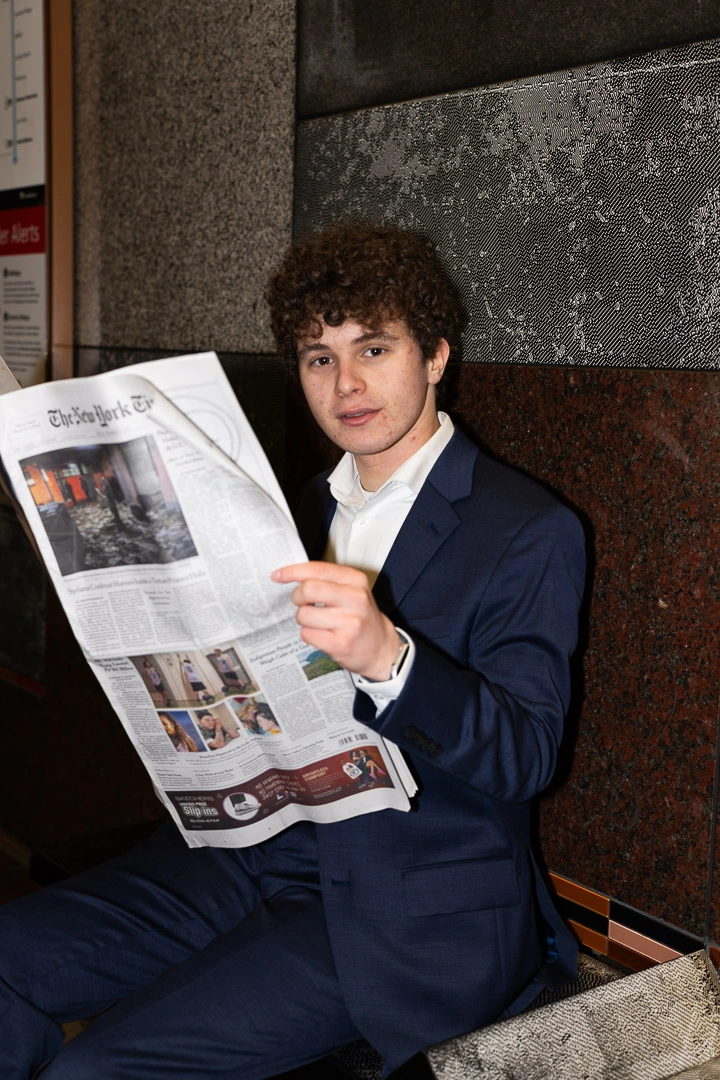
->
[402,856,520,917]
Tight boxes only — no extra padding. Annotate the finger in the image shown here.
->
[298,626,338,654]
[271,562,366,587]
[290,579,366,610]
[295,602,361,632]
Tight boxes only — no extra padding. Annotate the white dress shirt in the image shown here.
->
[324,412,454,711]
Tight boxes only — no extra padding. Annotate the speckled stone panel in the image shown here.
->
[74,0,295,353]
[295,39,720,368]
[448,363,720,938]
[428,951,720,1080]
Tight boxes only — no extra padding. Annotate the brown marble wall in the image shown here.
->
[447,363,720,940]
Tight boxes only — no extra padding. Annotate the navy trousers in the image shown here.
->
[0,823,362,1079]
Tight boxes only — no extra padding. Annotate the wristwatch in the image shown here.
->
[364,630,410,683]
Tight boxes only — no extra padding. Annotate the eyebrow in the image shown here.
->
[298,330,400,356]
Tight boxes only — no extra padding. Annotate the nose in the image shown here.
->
[334,358,366,397]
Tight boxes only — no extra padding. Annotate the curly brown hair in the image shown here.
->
[265,222,463,368]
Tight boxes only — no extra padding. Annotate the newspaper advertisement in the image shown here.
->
[0,353,416,846]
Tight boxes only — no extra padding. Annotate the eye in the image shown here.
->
[309,354,333,367]
[364,346,385,357]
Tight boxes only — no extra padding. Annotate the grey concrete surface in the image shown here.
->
[74,0,295,354]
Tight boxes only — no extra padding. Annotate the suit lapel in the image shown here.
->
[297,430,479,613]
[373,430,478,615]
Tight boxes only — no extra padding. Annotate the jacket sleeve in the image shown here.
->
[354,503,586,803]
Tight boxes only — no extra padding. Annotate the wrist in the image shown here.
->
[361,629,410,683]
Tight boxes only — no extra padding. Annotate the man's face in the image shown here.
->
[297,318,448,489]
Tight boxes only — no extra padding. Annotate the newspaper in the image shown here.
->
[0,352,416,846]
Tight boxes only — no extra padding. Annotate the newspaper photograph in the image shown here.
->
[0,353,416,846]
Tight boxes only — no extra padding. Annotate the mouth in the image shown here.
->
[337,408,380,427]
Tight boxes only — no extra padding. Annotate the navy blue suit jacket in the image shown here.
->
[295,428,585,1075]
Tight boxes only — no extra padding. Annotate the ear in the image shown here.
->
[427,338,450,385]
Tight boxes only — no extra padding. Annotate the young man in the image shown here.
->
[0,224,585,1080]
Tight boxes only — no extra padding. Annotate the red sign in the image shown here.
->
[0,205,46,256]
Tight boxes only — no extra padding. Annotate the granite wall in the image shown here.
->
[452,366,720,943]
[294,42,720,943]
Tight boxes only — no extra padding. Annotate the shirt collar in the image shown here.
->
[328,412,455,508]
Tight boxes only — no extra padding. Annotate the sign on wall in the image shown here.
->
[0,0,47,387]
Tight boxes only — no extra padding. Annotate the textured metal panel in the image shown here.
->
[296,40,720,368]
